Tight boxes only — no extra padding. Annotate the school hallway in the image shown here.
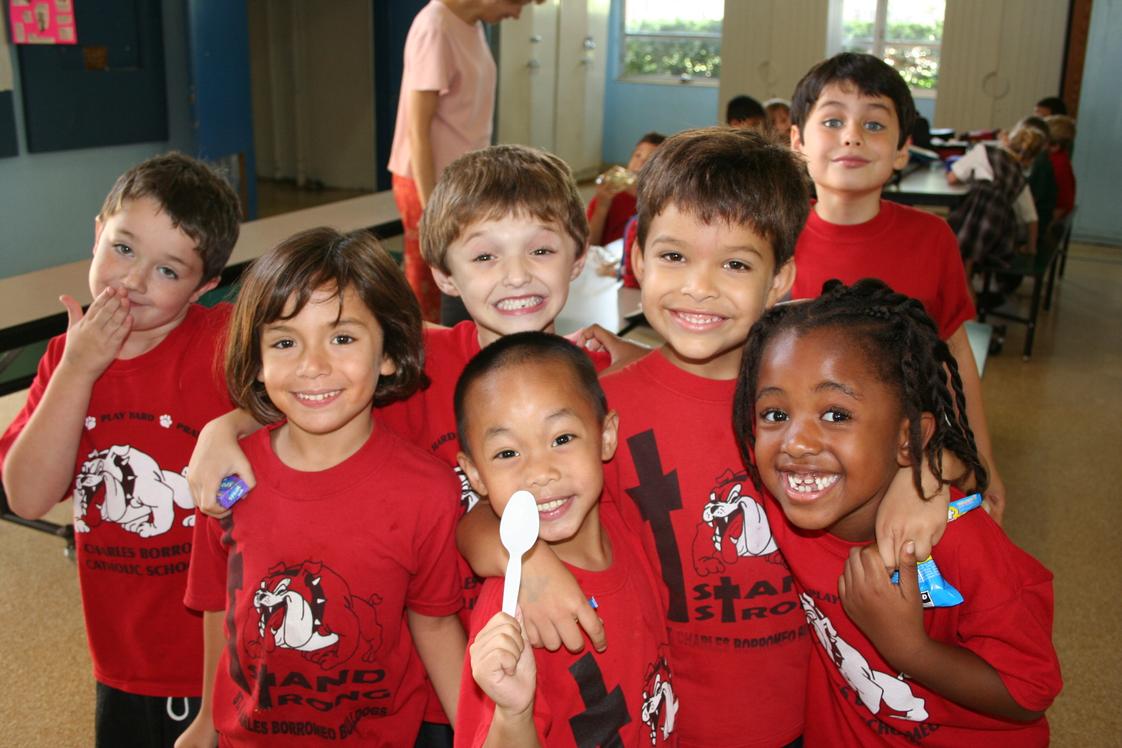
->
[1,241,1120,745]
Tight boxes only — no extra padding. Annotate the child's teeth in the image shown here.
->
[537,497,566,513]
[785,473,838,493]
[297,391,338,402]
[497,296,543,311]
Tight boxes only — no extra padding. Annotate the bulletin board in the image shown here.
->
[12,0,167,153]
[0,9,17,157]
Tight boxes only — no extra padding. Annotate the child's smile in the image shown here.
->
[753,327,911,542]
[434,215,584,348]
[633,205,793,380]
[259,285,396,468]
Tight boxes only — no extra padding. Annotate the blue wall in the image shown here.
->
[1071,0,1122,245]
[601,0,719,165]
[0,0,194,279]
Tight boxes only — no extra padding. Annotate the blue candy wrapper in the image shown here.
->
[890,493,983,608]
[217,475,250,509]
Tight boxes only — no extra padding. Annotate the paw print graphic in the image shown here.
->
[159,414,173,429]
[84,416,97,431]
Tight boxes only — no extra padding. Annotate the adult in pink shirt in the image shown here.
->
[389,0,534,322]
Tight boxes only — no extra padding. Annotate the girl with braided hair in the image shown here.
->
[733,278,1061,746]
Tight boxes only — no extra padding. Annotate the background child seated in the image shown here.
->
[179,228,465,747]
[0,152,239,748]
[454,331,676,747]
[763,97,792,145]
[734,278,1063,746]
[587,132,665,247]
[948,118,1048,274]
[1046,115,1077,226]
[726,94,766,130]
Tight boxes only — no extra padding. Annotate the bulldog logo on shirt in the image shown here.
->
[73,445,195,537]
[691,469,778,576]
[640,654,679,744]
[246,560,384,670]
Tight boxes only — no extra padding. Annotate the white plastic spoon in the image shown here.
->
[500,490,540,616]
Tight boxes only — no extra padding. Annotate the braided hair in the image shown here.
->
[732,278,988,499]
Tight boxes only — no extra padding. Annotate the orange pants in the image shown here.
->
[392,174,440,323]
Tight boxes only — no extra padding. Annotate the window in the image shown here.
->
[621,0,723,83]
[841,0,945,94]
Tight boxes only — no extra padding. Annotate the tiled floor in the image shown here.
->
[1,242,1119,745]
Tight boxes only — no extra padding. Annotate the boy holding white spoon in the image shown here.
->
[453,332,678,747]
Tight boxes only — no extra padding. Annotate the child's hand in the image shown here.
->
[572,324,649,370]
[983,464,1006,526]
[875,464,948,569]
[59,288,131,376]
[471,611,537,716]
[188,412,257,518]
[519,549,606,652]
[839,542,928,672]
[173,714,218,748]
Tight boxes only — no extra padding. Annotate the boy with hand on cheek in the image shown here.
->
[454,332,676,747]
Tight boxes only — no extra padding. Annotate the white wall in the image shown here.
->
[248,0,375,190]
[935,0,1067,133]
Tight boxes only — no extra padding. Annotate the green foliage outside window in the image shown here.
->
[843,19,943,90]
[622,19,721,80]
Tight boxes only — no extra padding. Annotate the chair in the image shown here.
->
[974,228,1062,360]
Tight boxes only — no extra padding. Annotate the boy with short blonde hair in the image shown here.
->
[0,152,239,747]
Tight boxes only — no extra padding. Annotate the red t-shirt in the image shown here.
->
[1049,150,1076,213]
[601,350,809,748]
[0,303,232,697]
[378,320,611,724]
[791,200,976,340]
[588,192,638,246]
[764,496,1062,746]
[185,423,463,746]
[455,503,678,747]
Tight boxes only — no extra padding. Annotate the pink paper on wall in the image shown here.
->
[9,0,76,45]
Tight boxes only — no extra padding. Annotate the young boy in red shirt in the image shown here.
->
[0,153,240,747]
[787,52,1006,523]
[454,332,677,746]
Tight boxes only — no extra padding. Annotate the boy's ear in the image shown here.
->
[456,452,489,498]
[892,134,911,171]
[765,259,796,307]
[92,216,104,255]
[600,410,620,461]
[630,239,645,283]
[188,277,220,304]
[790,124,805,154]
[431,266,461,298]
[570,242,589,281]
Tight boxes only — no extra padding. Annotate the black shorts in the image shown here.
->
[95,682,200,748]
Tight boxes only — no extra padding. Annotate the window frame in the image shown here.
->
[617,0,722,86]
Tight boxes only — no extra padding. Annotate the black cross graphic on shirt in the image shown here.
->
[568,652,630,748]
[625,429,688,622]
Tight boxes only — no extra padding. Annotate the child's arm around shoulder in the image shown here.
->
[457,499,606,653]
[187,408,264,518]
[3,290,131,518]
[840,542,1047,722]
